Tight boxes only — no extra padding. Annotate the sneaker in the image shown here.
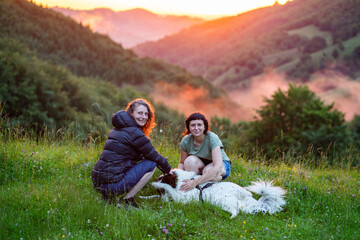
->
[117,197,139,209]
[102,193,116,205]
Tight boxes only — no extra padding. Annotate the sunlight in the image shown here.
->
[33,0,292,18]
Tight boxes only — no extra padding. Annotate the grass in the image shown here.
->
[1,134,359,240]
[287,25,333,45]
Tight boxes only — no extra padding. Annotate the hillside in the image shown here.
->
[133,0,360,120]
[0,0,249,123]
[133,0,360,89]
[52,7,205,48]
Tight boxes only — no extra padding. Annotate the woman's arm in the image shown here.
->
[179,146,223,192]
[133,130,171,173]
[177,149,189,170]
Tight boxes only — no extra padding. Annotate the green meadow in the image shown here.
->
[1,128,359,240]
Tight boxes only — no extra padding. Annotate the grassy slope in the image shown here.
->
[1,134,359,239]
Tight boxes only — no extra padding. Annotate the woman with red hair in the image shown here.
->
[92,98,171,208]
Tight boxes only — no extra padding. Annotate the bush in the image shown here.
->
[248,84,348,161]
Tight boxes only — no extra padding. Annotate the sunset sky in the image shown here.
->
[33,0,291,19]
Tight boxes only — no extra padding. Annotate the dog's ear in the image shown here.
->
[155,175,164,182]
[158,172,177,188]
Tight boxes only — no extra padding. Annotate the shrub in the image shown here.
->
[248,84,348,161]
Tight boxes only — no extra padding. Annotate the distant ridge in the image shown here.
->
[52,7,205,48]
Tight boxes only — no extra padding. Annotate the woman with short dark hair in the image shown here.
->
[177,112,231,192]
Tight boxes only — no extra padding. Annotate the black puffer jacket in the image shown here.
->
[92,111,171,186]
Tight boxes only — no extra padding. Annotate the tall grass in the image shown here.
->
[1,126,359,240]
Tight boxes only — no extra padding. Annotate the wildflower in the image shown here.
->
[106,224,109,227]
[182,224,185,227]
[243,221,246,224]
[159,206,162,209]
[295,225,297,228]
[352,194,355,197]
[167,223,172,227]
[62,235,65,238]
[162,229,169,234]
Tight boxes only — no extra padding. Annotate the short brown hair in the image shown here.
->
[183,112,209,135]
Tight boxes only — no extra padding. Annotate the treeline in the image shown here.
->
[134,0,360,89]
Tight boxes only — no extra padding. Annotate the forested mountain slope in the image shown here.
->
[0,0,249,124]
[133,0,360,90]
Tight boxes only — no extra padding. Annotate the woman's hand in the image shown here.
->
[179,179,197,192]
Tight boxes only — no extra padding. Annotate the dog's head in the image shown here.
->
[155,171,178,188]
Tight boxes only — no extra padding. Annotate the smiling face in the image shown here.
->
[131,104,149,126]
[189,119,205,137]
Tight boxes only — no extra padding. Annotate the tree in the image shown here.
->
[303,36,327,53]
[248,84,348,158]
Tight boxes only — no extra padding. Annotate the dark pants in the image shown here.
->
[96,160,156,196]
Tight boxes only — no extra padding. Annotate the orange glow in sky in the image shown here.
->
[33,0,291,19]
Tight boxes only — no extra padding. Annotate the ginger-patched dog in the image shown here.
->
[150,169,286,219]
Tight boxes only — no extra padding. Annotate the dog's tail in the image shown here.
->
[243,181,286,214]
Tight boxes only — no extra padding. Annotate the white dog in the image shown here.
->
[150,169,286,219]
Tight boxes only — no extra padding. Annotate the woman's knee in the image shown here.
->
[184,156,204,173]
[203,164,225,182]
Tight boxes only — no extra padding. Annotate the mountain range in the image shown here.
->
[0,0,248,124]
[52,7,204,48]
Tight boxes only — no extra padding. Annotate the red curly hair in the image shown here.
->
[126,98,156,138]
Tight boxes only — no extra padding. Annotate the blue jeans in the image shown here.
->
[97,160,156,196]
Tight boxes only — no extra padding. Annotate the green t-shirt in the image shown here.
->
[180,131,230,162]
